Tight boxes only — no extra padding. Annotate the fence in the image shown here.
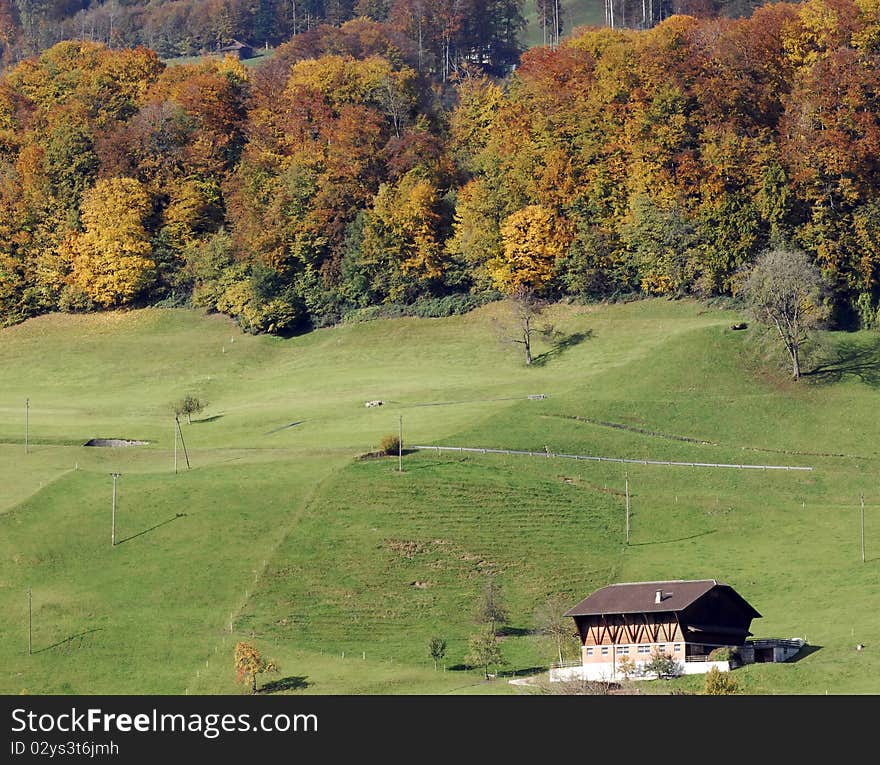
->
[412,445,813,472]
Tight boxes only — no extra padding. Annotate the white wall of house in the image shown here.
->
[549,659,730,683]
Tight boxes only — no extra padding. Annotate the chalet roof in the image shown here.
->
[564,579,761,618]
[218,40,251,51]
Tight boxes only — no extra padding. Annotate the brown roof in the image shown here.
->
[218,40,251,51]
[564,579,760,618]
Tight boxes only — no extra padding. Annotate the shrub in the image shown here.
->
[703,666,739,695]
[708,646,742,667]
[379,434,400,455]
[643,652,683,680]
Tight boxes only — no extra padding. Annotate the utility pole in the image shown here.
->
[176,416,191,470]
[28,588,32,655]
[625,473,630,545]
[174,418,178,475]
[25,398,29,454]
[398,415,403,473]
[111,473,120,547]
[861,493,866,563]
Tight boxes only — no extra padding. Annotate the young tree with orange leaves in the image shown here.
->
[234,641,279,695]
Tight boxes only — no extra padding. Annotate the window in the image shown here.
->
[616,645,629,655]
[638,645,651,654]
[601,646,609,656]
[586,647,593,656]
[658,644,666,652]
[674,644,682,652]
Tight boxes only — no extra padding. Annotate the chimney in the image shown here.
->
[655,590,663,604]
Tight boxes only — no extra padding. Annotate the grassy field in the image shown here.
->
[523,0,605,48]
[1,298,879,695]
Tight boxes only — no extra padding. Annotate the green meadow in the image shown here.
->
[1,298,879,695]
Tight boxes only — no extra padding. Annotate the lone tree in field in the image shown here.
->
[496,286,556,365]
[475,575,509,636]
[234,641,279,694]
[428,636,447,670]
[534,593,579,665]
[738,247,828,380]
[465,629,506,679]
[173,394,206,424]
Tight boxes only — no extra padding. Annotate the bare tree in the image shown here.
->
[534,594,579,665]
[738,247,828,380]
[428,636,447,670]
[475,575,509,636]
[496,287,556,365]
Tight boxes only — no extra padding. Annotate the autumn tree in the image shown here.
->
[491,204,569,294]
[234,641,279,694]
[68,176,156,308]
[703,666,739,695]
[738,247,829,380]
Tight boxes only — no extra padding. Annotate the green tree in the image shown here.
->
[737,247,828,380]
[643,651,681,680]
[465,630,506,679]
[173,394,206,424]
[233,641,279,694]
[428,636,447,670]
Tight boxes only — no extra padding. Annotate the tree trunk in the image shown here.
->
[251,673,257,694]
[792,346,801,380]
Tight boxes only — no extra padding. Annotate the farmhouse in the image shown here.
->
[553,579,762,682]
[211,40,254,60]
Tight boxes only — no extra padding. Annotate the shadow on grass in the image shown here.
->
[34,628,104,654]
[259,676,311,693]
[803,338,880,387]
[532,330,594,367]
[789,645,823,663]
[498,666,547,678]
[497,626,533,637]
[265,420,305,435]
[194,414,224,424]
[116,513,186,545]
[627,530,717,547]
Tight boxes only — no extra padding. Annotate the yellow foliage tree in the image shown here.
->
[446,178,505,290]
[491,205,569,294]
[69,177,155,307]
[373,171,443,281]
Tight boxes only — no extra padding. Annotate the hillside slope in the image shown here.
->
[1,299,879,694]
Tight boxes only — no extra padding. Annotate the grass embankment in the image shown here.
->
[1,299,879,694]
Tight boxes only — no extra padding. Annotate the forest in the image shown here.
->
[2,0,880,335]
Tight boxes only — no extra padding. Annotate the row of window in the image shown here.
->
[586,644,682,657]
